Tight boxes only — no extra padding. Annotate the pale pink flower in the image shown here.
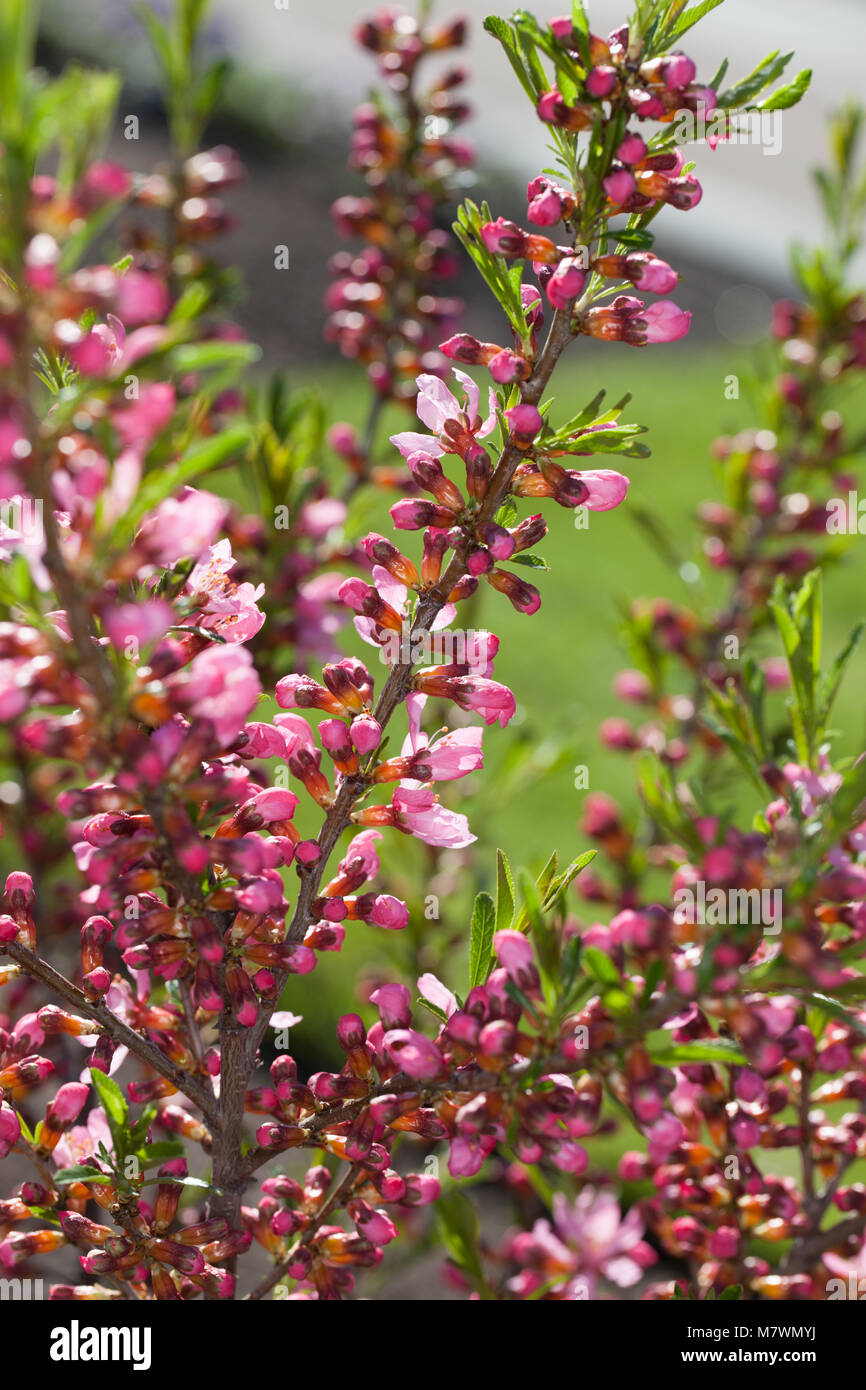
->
[392,785,475,848]
[136,487,228,566]
[169,644,261,747]
[187,538,265,643]
[390,369,497,460]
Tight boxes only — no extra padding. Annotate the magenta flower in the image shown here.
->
[518,1188,653,1299]
[52,1106,112,1169]
[114,382,176,451]
[114,270,171,326]
[417,972,459,1018]
[369,982,411,1029]
[103,599,173,651]
[643,300,692,343]
[0,1102,20,1159]
[383,1028,446,1080]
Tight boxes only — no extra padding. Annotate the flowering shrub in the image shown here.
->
[10,0,866,1314]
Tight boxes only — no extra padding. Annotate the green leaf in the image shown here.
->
[89,1065,129,1137]
[646,1036,748,1066]
[542,849,596,910]
[818,620,864,729]
[168,340,261,374]
[122,423,253,533]
[495,849,515,935]
[52,1164,112,1185]
[718,1284,743,1301]
[89,1066,131,1164]
[758,68,811,112]
[582,945,621,987]
[719,51,793,109]
[136,1140,186,1167]
[664,0,725,44]
[436,1189,492,1299]
[798,992,866,1040]
[416,996,449,1024]
[482,16,538,103]
[469,892,496,990]
[510,553,549,570]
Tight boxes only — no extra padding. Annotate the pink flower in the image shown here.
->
[494,929,536,984]
[187,538,266,643]
[392,785,475,848]
[643,300,692,343]
[169,644,261,747]
[45,1082,89,1128]
[383,1029,446,1080]
[370,983,411,1029]
[603,168,637,203]
[417,972,458,1018]
[390,369,497,461]
[414,672,515,728]
[113,382,176,451]
[505,403,544,443]
[136,487,228,566]
[545,257,586,310]
[551,1188,651,1296]
[81,161,132,202]
[448,1133,496,1178]
[400,695,483,782]
[625,254,678,294]
[115,270,171,326]
[647,1113,686,1164]
[52,1106,112,1169]
[103,599,173,651]
[0,1101,20,1159]
[350,714,382,754]
[580,469,630,511]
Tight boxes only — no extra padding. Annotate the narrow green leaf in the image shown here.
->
[469,892,496,990]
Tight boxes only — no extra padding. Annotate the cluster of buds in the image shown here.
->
[325,4,473,478]
[540,19,715,135]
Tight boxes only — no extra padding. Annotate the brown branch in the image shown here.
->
[1,938,218,1126]
[244,307,578,1067]
[243,1164,360,1301]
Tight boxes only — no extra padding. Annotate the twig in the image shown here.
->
[244,1164,360,1301]
[0,938,219,1127]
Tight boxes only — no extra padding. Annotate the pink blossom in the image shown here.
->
[136,487,228,566]
[113,382,176,451]
[369,983,411,1029]
[580,469,630,511]
[169,644,261,747]
[417,972,458,1018]
[390,369,497,460]
[103,599,173,650]
[643,300,692,343]
[383,1029,445,1079]
[115,270,171,326]
[187,538,266,643]
[392,785,475,848]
